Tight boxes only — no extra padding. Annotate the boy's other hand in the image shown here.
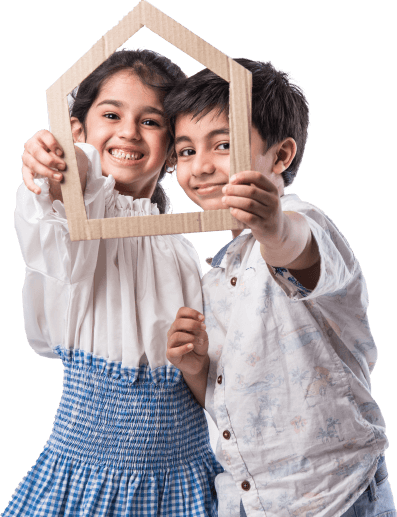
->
[22,130,65,195]
[167,307,209,377]
[222,171,286,247]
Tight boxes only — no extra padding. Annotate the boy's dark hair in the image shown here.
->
[164,59,309,187]
[70,49,186,213]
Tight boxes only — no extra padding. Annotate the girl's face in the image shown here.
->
[72,70,169,199]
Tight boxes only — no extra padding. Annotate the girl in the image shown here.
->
[3,50,221,516]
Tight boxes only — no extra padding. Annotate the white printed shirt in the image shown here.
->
[203,193,388,517]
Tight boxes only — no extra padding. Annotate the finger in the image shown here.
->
[168,331,208,358]
[222,195,270,217]
[22,165,41,195]
[230,171,277,192]
[222,184,277,206]
[23,151,64,182]
[168,331,203,349]
[25,129,64,157]
[228,207,264,228]
[167,308,205,339]
[172,318,206,336]
[167,343,194,360]
[23,141,66,172]
[175,306,205,321]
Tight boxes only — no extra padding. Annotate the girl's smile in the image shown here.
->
[107,147,146,169]
[71,70,170,199]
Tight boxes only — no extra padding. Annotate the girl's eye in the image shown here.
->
[104,113,119,120]
[217,142,230,151]
[178,148,196,157]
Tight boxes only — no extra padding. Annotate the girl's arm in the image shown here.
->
[167,307,209,407]
[22,129,88,200]
[48,146,88,202]
[181,358,209,409]
[15,144,105,358]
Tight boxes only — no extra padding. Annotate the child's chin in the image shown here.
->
[198,199,225,211]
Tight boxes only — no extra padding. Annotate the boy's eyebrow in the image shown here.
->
[175,128,230,146]
[95,100,165,117]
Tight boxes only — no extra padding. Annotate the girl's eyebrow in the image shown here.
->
[175,128,229,146]
[95,99,165,118]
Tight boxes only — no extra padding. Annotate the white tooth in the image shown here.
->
[126,154,131,159]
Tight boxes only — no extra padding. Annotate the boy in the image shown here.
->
[165,60,394,517]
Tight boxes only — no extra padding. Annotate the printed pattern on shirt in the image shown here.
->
[204,195,387,517]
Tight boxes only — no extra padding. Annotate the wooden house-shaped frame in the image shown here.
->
[47,0,252,240]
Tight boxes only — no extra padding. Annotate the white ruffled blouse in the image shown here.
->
[15,143,203,369]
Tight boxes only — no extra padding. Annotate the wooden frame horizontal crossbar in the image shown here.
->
[46,0,251,240]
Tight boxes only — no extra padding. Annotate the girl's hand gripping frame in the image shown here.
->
[46,0,251,240]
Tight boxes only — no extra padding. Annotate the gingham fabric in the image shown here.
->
[2,348,222,516]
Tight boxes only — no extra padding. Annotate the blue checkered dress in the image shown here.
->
[2,348,222,516]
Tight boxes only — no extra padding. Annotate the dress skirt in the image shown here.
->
[2,348,222,516]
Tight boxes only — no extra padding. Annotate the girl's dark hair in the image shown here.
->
[70,49,186,213]
[164,59,309,187]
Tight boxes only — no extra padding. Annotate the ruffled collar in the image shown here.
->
[103,175,160,216]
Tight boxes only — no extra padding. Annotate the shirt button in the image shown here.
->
[230,277,237,286]
[217,375,223,384]
[241,480,251,491]
[223,430,231,440]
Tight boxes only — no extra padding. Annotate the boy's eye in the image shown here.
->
[104,113,120,120]
[217,142,230,151]
[178,148,196,157]
[142,119,160,126]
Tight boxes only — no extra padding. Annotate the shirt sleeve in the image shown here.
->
[14,143,106,357]
[268,197,357,301]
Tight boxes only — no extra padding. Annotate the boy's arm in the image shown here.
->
[223,171,320,289]
[260,211,320,290]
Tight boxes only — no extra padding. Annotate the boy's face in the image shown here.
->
[174,110,281,211]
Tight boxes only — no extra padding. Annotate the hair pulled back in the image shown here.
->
[70,49,186,213]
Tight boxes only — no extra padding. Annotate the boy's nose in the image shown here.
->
[191,155,215,177]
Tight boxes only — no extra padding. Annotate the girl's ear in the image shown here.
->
[165,149,177,174]
[71,117,86,143]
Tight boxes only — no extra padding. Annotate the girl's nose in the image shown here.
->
[118,120,141,140]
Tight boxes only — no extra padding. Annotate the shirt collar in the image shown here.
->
[205,193,300,267]
[211,230,252,268]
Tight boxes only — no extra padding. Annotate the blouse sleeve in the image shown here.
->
[14,143,106,357]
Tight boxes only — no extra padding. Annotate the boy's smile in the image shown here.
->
[174,110,285,211]
[174,111,230,211]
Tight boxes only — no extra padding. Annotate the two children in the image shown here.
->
[4,50,221,516]
[10,51,394,517]
[165,60,395,517]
